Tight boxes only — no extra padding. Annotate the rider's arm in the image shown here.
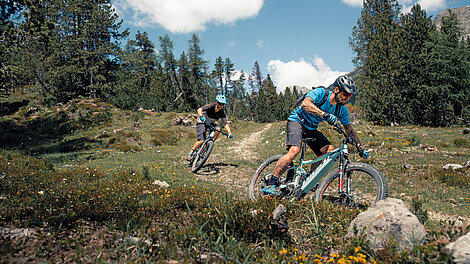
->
[301,97,325,117]
[222,119,232,135]
[197,107,204,117]
[343,124,362,148]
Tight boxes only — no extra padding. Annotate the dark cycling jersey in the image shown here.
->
[288,87,350,130]
[199,103,227,124]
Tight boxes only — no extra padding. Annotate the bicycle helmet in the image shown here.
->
[215,94,227,104]
[333,75,358,95]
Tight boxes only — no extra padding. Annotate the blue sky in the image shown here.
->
[113,0,469,92]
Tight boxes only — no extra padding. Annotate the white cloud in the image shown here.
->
[113,0,264,34]
[256,40,264,48]
[418,0,446,11]
[267,56,347,93]
[341,0,363,8]
[342,0,446,12]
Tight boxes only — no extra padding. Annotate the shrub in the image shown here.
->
[151,129,179,146]
[432,168,470,188]
[453,138,469,148]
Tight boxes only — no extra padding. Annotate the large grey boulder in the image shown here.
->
[446,231,470,264]
[345,198,426,251]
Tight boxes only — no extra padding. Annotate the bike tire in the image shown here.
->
[191,140,214,173]
[314,163,387,208]
[248,154,294,201]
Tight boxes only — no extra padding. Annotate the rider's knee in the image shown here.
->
[287,146,301,158]
[320,144,335,154]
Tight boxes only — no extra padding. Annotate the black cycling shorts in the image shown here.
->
[196,123,220,141]
[286,120,331,156]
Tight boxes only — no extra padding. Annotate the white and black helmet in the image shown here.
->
[333,75,357,95]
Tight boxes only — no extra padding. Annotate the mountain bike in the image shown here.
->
[248,122,387,208]
[189,122,229,173]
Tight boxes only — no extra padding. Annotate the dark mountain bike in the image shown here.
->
[189,122,229,173]
[248,122,387,208]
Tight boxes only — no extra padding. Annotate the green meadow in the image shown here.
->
[1,94,469,263]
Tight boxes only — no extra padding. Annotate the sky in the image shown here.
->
[112,0,469,92]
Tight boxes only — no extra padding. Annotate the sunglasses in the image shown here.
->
[342,91,352,97]
[217,102,225,106]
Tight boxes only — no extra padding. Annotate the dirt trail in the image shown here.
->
[227,123,272,161]
[194,123,272,195]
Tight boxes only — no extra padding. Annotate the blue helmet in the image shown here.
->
[216,94,227,104]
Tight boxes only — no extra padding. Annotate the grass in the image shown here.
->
[0,93,469,263]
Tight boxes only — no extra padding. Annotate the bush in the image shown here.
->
[151,129,179,146]
[453,138,469,148]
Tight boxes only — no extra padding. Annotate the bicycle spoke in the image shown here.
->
[317,166,384,209]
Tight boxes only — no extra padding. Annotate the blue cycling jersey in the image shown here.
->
[288,88,350,130]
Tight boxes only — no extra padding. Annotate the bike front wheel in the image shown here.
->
[248,154,294,201]
[191,140,214,173]
[314,163,387,208]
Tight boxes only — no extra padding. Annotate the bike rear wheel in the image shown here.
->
[248,154,294,201]
[191,140,214,173]
[315,163,387,208]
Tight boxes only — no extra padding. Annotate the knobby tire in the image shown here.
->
[248,154,293,201]
[191,140,214,173]
[314,162,387,208]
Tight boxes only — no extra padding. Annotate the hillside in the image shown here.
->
[0,95,469,263]
[434,5,470,39]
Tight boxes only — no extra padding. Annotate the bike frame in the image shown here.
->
[196,131,215,155]
[280,138,350,196]
[191,123,227,161]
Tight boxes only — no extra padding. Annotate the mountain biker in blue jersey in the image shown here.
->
[262,75,370,196]
[186,95,233,161]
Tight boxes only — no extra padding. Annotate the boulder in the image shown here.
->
[462,161,470,169]
[172,116,194,126]
[152,180,170,189]
[271,204,288,233]
[345,198,426,251]
[443,164,464,170]
[446,231,470,264]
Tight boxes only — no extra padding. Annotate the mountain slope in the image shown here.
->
[433,5,470,38]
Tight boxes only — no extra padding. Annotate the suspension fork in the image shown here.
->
[337,144,349,196]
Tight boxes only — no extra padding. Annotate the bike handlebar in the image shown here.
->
[331,122,362,151]
[205,122,230,137]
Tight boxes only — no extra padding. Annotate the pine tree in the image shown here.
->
[158,34,180,111]
[419,11,470,126]
[10,0,127,103]
[350,0,402,125]
[187,33,210,105]
[211,56,224,93]
[224,57,234,96]
[254,74,278,122]
[177,52,197,111]
[399,4,436,123]
[249,61,262,94]
[107,32,159,110]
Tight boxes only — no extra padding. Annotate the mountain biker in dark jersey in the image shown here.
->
[262,75,370,195]
[186,95,233,161]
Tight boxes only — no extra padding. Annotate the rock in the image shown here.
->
[172,116,194,126]
[419,144,437,151]
[446,231,470,264]
[345,198,426,251]
[271,204,288,233]
[462,161,470,169]
[403,164,412,169]
[443,164,464,170]
[152,180,170,189]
